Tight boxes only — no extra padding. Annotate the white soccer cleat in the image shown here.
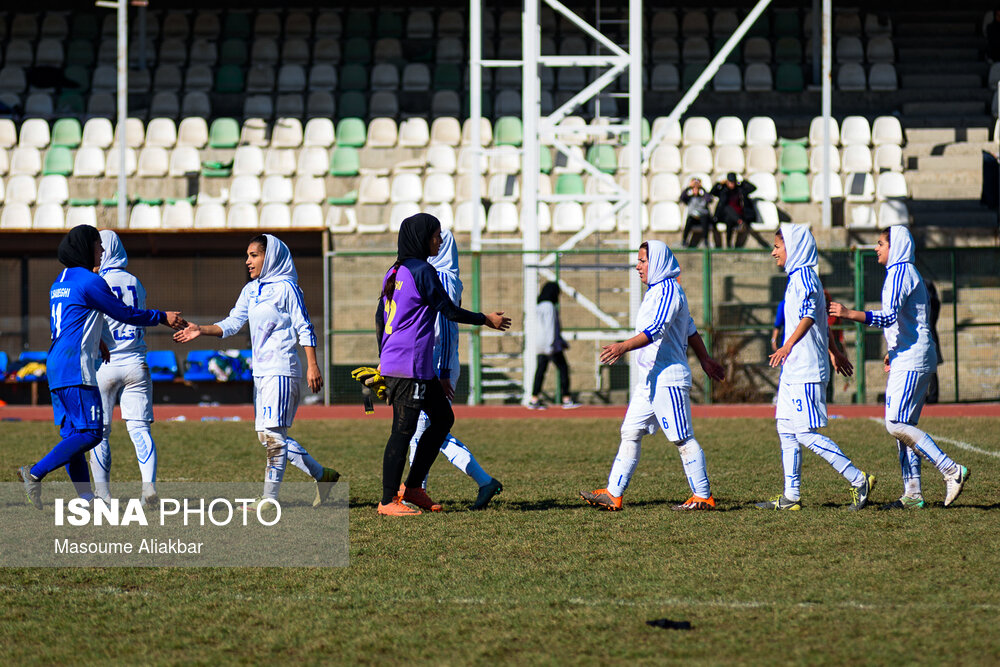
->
[944,466,969,507]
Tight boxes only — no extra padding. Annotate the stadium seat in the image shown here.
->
[494,117,524,147]
[461,118,493,146]
[230,176,262,205]
[162,200,194,229]
[290,203,324,228]
[587,145,617,174]
[713,117,745,147]
[423,173,456,204]
[778,143,808,173]
[43,147,73,176]
[712,64,741,92]
[0,202,31,229]
[682,145,713,174]
[649,173,681,203]
[651,37,680,63]
[837,63,866,91]
[193,203,226,229]
[649,145,682,174]
[105,148,137,177]
[485,202,519,233]
[282,39,310,66]
[265,150,298,176]
[19,119,51,149]
[874,144,903,172]
[453,201,486,233]
[0,66,26,95]
[774,37,802,64]
[398,118,430,148]
[747,172,778,202]
[10,147,41,176]
[844,172,876,202]
[779,172,810,202]
[227,203,259,229]
[271,118,303,148]
[73,146,105,177]
[714,146,745,176]
[233,146,264,176]
[183,350,218,382]
[259,203,291,228]
[650,10,678,36]
[66,206,98,230]
[390,173,423,203]
[752,201,780,232]
[426,145,457,175]
[682,37,711,64]
[746,145,777,174]
[329,146,360,177]
[368,118,399,148]
[552,202,585,232]
[810,174,843,201]
[303,119,336,148]
[129,204,162,230]
[0,120,16,150]
[51,119,82,149]
[808,118,840,147]
[743,37,772,63]
[869,64,898,91]
[651,64,680,91]
[615,204,649,232]
[842,145,873,174]
[37,175,68,204]
[208,118,239,149]
[876,172,908,200]
[877,200,909,227]
[293,176,326,204]
[32,204,64,230]
[486,174,519,202]
[385,203,419,231]
[836,36,864,63]
[336,118,367,147]
[744,63,773,91]
[867,36,895,64]
[839,117,872,147]
[581,202,615,233]
[809,147,841,175]
[649,202,682,232]
[847,204,877,229]
[262,176,293,204]
[681,117,713,146]
[775,64,804,92]
[153,65,183,92]
[872,117,904,146]
[488,145,521,175]
[25,94,54,117]
[650,117,682,146]
[239,118,269,147]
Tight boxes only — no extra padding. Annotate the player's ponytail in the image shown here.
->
[382,262,401,301]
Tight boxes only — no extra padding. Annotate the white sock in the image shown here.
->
[259,428,288,500]
[440,434,493,487]
[606,432,643,497]
[797,430,865,486]
[779,431,802,501]
[125,420,157,489]
[676,437,710,498]
[286,437,324,479]
[887,421,959,479]
[90,426,112,499]
[897,440,923,498]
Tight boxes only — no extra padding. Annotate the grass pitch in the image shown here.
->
[2,415,999,664]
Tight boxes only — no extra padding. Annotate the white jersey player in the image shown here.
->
[173,234,340,508]
[90,229,160,508]
[405,230,503,510]
[580,240,726,511]
[757,224,875,511]
[829,226,969,509]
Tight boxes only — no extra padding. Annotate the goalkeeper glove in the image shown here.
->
[351,366,388,401]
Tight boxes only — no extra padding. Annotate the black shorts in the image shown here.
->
[384,376,441,410]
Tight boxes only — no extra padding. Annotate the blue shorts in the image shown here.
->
[51,385,103,439]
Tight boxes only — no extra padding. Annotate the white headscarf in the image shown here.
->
[779,223,818,274]
[429,229,459,279]
[98,229,128,274]
[886,225,915,268]
[258,233,297,283]
[645,239,681,285]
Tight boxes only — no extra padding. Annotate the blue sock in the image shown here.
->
[31,431,101,480]
[65,453,93,497]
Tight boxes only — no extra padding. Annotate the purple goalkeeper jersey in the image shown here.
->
[378,258,485,380]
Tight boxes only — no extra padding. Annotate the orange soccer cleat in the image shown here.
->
[401,486,443,512]
[579,488,623,511]
[377,496,423,516]
[672,494,716,511]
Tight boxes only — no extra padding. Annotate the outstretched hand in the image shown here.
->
[700,356,726,382]
[173,322,201,344]
[600,342,626,365]
[768,344,792,368]
[827,301,849,319]
[485,311,512,331]
[164,312,188,330]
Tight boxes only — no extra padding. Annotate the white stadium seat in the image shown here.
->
[876,172,908,200]
[66,206,99,230]
[227,203,259,229]
[650,201,682,232]
[291,204,324,228]
[162,201,194,229]
[33,204,65,229]
[259,203,292,228]
[129,204,162,229]
[809,117,840,147]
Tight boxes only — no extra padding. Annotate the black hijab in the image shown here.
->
[57,225,101,269]
[538,281,560,304]
[396,213,441,262]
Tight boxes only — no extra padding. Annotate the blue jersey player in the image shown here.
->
[18,225,185,509]
[375,213,510,516]
[829,226,969,509]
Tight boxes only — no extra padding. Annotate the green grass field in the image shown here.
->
[2,416,999,664]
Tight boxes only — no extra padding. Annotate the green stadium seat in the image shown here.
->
[587,145,617,174]
[215,65,244,93]
[335,118,367,147]
[775,37,802,64]
[344,10,373,37]
[69,197,99,206]
[376,12,404,38]
[494,116,523,147]
[329,146,360,176]
[43,147,73,176]
[56,91,85,115]
[200,159,233,178]
[219,39,248,66]
[208,118,239,148]
[778,142,808,173]
[67,40,95,68]
[338,92,367,120]
[339,64,368,91]
[222,12,251,39]
[622,118,651,145]
[779,172,810,203]
[555,173,585,195]
[328,190,359,205]
[343,38,372,65]
[51,119,82,148]
[64,65,90,93]
[539,147,553,174]
[775,64,804,92]
[433,64,462,91]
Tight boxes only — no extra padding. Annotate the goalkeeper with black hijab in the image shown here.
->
[374,213,511,516]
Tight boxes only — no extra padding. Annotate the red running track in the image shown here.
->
[3,403,1000,422]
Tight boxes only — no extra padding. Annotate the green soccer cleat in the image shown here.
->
[944,466,970,507]
[313,467,341,508]
[755,494,801,510]
[878,496,925,511]
[849,472,877,511]
[17,465,42,510]
[471,478,503,510]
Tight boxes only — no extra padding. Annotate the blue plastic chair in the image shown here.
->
[146,350,180,382]
[16,351,48,382]
[183,350,218,382]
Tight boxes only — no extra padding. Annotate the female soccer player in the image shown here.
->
[406,229,504,510]
[528,282,580,409]
[829,226,969,509]
[377,213,510,516]
[90,230,161,509]
[580,240,725,511]
[18,225,185,509]
[173,234,340,508]
[756,224,874,511]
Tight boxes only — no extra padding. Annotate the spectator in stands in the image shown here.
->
[711,172,757,248]
[680,178,716,248]
[529,282,580,409]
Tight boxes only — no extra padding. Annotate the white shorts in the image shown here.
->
[775,381,827,431]
[254,375,299,431]
[885,369,930,425]
[97,362,154,424]
[620,382,693,443]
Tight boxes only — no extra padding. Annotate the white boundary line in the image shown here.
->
[867,418,1000,459]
